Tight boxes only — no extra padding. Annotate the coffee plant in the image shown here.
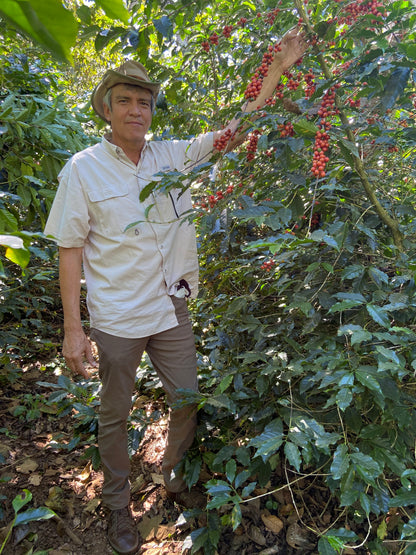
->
[1,0,416,553]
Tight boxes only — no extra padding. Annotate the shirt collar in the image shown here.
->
[101,134,148,166]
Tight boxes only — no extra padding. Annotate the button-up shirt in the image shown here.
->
[44,133,214,338]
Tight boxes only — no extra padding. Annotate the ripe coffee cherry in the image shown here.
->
[209,32,219,45]
[214,128,233,151]
[244,43,282,101]
[304,70,316,98]
[311,130,330,178]
[201,41,210,52]
[223,25,233,38]
[246,130,260,161]
[261,259,276,271]
[279,122,295,138]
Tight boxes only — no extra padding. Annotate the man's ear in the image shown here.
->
[103,103,111,122]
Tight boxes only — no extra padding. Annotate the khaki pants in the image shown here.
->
[91,297,198,510]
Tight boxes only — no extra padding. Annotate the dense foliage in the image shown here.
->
[1,0,416,553]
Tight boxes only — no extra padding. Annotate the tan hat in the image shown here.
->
[91,60,161,122]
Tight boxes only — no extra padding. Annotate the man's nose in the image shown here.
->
[130,102,144,115]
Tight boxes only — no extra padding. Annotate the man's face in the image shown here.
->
[103,83,152,149]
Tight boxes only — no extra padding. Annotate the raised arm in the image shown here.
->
[213,27,307,151]
[59,246,96,378]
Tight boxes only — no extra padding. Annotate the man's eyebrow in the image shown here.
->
[114,93,151,102]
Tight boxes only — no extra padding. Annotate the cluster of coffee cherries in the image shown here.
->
[304,70,316,98]
[279,122,295,138]
[335,0,388,24]
[244,43,282,102]
[246,130,260,161]
[262,7,281,26]
[301,211,321,231]
[310,85,341,178]
[348,98,361,108]
[197,184,237,211]
[214,128,234,151]
[317,86,338,124]
[311,131,330,178]
[201,31,220,51]
[261,258,276,272]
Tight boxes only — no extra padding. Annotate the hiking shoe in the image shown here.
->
[107,506,139,554]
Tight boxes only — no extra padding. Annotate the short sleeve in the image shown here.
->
[43,159,90,247]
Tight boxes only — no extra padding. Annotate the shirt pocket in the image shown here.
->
[86,185,141,236]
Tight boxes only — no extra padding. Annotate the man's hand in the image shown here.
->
[62,329,96,379]
[275,27,308,72]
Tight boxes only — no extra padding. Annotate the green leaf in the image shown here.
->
[231,502,242,531]
[381,67,411,112]
[216,374,234,394]
[351,329,372,346]
[355,368,384,396]
[341,264,365,280]
[375,345,400,365]
[95,0,130,24]
[14,506,56,526]
[12,490,32,514]
[0,209,18,232]
[336,388,353,411]
[153,15,174,40]
[390,490,416,507]
[293,119,319,136]
[5,247,30,269]
[351,452,382,482]
[235,469,251,489]
[360,492,371,515]
[329,299,364,313]
[226,459,237,483]
[331,444,350,481]
[404,44,416,60]
[183,527,209,552]
[366,304,390,328]
[284,442,301,472]
[368,267,389,287]
[338,137,359,162]
[241,482,257,498]
[317,537,338,555]
[0,0,77,62]
[249,418,284,461]
[310,230,340,251]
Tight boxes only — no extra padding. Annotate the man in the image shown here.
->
[45,28,305,554]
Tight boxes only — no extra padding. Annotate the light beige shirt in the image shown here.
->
[44,133,214,338]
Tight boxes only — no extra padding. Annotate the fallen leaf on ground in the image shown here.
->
[248,524,267,546]
[261,513,284,534]
[151,473,164,485]
[138,514,164,541]
[16,458,38,473]
[155,523,176,541]
[28,473,42,486]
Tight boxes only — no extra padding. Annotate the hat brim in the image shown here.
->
[91,70,161,122]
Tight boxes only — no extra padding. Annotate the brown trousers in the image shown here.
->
[91,297,198,510]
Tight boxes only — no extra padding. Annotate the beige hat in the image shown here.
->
[91,60,161,122]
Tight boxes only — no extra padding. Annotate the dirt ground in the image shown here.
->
[0,364,373,555]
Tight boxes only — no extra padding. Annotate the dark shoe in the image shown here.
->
[107,506,139,554]
[166,488,206,509]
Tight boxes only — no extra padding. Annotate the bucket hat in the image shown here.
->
[91,60,161,122]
